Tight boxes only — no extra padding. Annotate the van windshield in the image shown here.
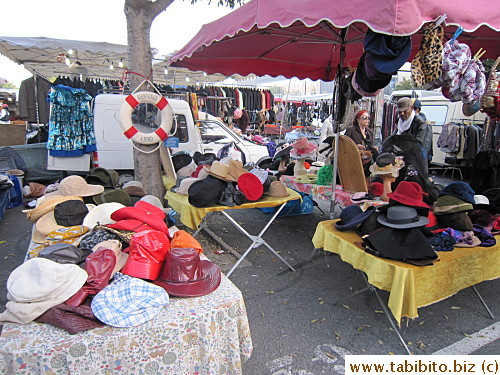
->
[198,119,241,144]
[420,105,448,125]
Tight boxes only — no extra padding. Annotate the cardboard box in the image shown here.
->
[0,123,26,146]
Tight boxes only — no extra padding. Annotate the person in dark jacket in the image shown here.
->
[345,110,377,153]
[345,110,378,176]
[394,97,426,147]
[412,98,433,163]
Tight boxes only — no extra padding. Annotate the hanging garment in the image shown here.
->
[47,85,97,157]
[437,123,460,153]
[18,76,52,124]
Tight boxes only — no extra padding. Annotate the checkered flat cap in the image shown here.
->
[91,273,169,327]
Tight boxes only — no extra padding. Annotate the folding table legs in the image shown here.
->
[332,271,412,355]
[472,285,495,319]
[193,203,296,278]
[223,203,296,277]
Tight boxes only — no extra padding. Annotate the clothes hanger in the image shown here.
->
[432,14,447,29]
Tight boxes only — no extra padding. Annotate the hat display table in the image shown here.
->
[0,269,253,374]
[166,188,301,277]
[311,220,499,353]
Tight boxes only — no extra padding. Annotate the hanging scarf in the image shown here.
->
[396,110,415,135]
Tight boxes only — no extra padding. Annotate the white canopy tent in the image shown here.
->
[0,36,248,85]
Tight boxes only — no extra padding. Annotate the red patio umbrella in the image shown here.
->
[170,0,500,81]
[170,0,500,248]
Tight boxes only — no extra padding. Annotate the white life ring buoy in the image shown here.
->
[119,91,173,145]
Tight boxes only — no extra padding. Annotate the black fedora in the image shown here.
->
[172,152,193,172]
[187,175,226,208]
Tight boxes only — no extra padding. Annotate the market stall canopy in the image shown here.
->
[0,36,245,85]
[169,0,500,81]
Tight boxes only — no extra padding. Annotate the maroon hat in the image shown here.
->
[387,181,429,208]
[110,201,168,234]
[154,247,221,297]
[237,173,263,201]
[121,230,170,280]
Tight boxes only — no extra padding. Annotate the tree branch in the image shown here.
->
[150,0,175,18]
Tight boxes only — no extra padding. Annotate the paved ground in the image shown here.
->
[0,179,499,374]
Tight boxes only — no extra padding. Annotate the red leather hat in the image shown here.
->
[66,249,116,306]
[153,247,221,297]
[237,173,263,201]
[121,230,170,280]
[110,201,168,234]
[387,181,429,208]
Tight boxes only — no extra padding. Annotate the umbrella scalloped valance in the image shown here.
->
[170,0,500,81]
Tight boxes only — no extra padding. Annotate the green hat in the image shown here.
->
[433,195,473,215]
[89,168,119,188]
[94,188,132,206]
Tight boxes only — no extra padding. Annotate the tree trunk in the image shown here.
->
[124,1,165,201]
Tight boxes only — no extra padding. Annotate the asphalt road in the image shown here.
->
[0,197,498,375]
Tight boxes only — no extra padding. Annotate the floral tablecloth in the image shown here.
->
[280,176,386,212]
[280,175,352,205]
[0,275,253,375]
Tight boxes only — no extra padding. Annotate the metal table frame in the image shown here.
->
[193,203,296,277]
[284,247,495,355]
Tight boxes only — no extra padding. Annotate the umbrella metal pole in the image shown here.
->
[281,79,292,139]
[329,28,347,219]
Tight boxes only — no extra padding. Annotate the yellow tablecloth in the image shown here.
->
[166,188,301,230]
[0,275,252,375]
[312,220,500,325]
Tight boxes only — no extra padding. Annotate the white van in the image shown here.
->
[91,94,268,170]
[389,90,487,165]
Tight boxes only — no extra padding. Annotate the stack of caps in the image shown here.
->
[353,30,411,97]
[433,181,475,232]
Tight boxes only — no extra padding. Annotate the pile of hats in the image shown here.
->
[336,181,437,265]
[1,188,223,332]
[83,167,151,206]
[24,174,109,251]
[432,182,497,247]
[353,29,411,97]
[171,156,289,208]
[334,179,498,266]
